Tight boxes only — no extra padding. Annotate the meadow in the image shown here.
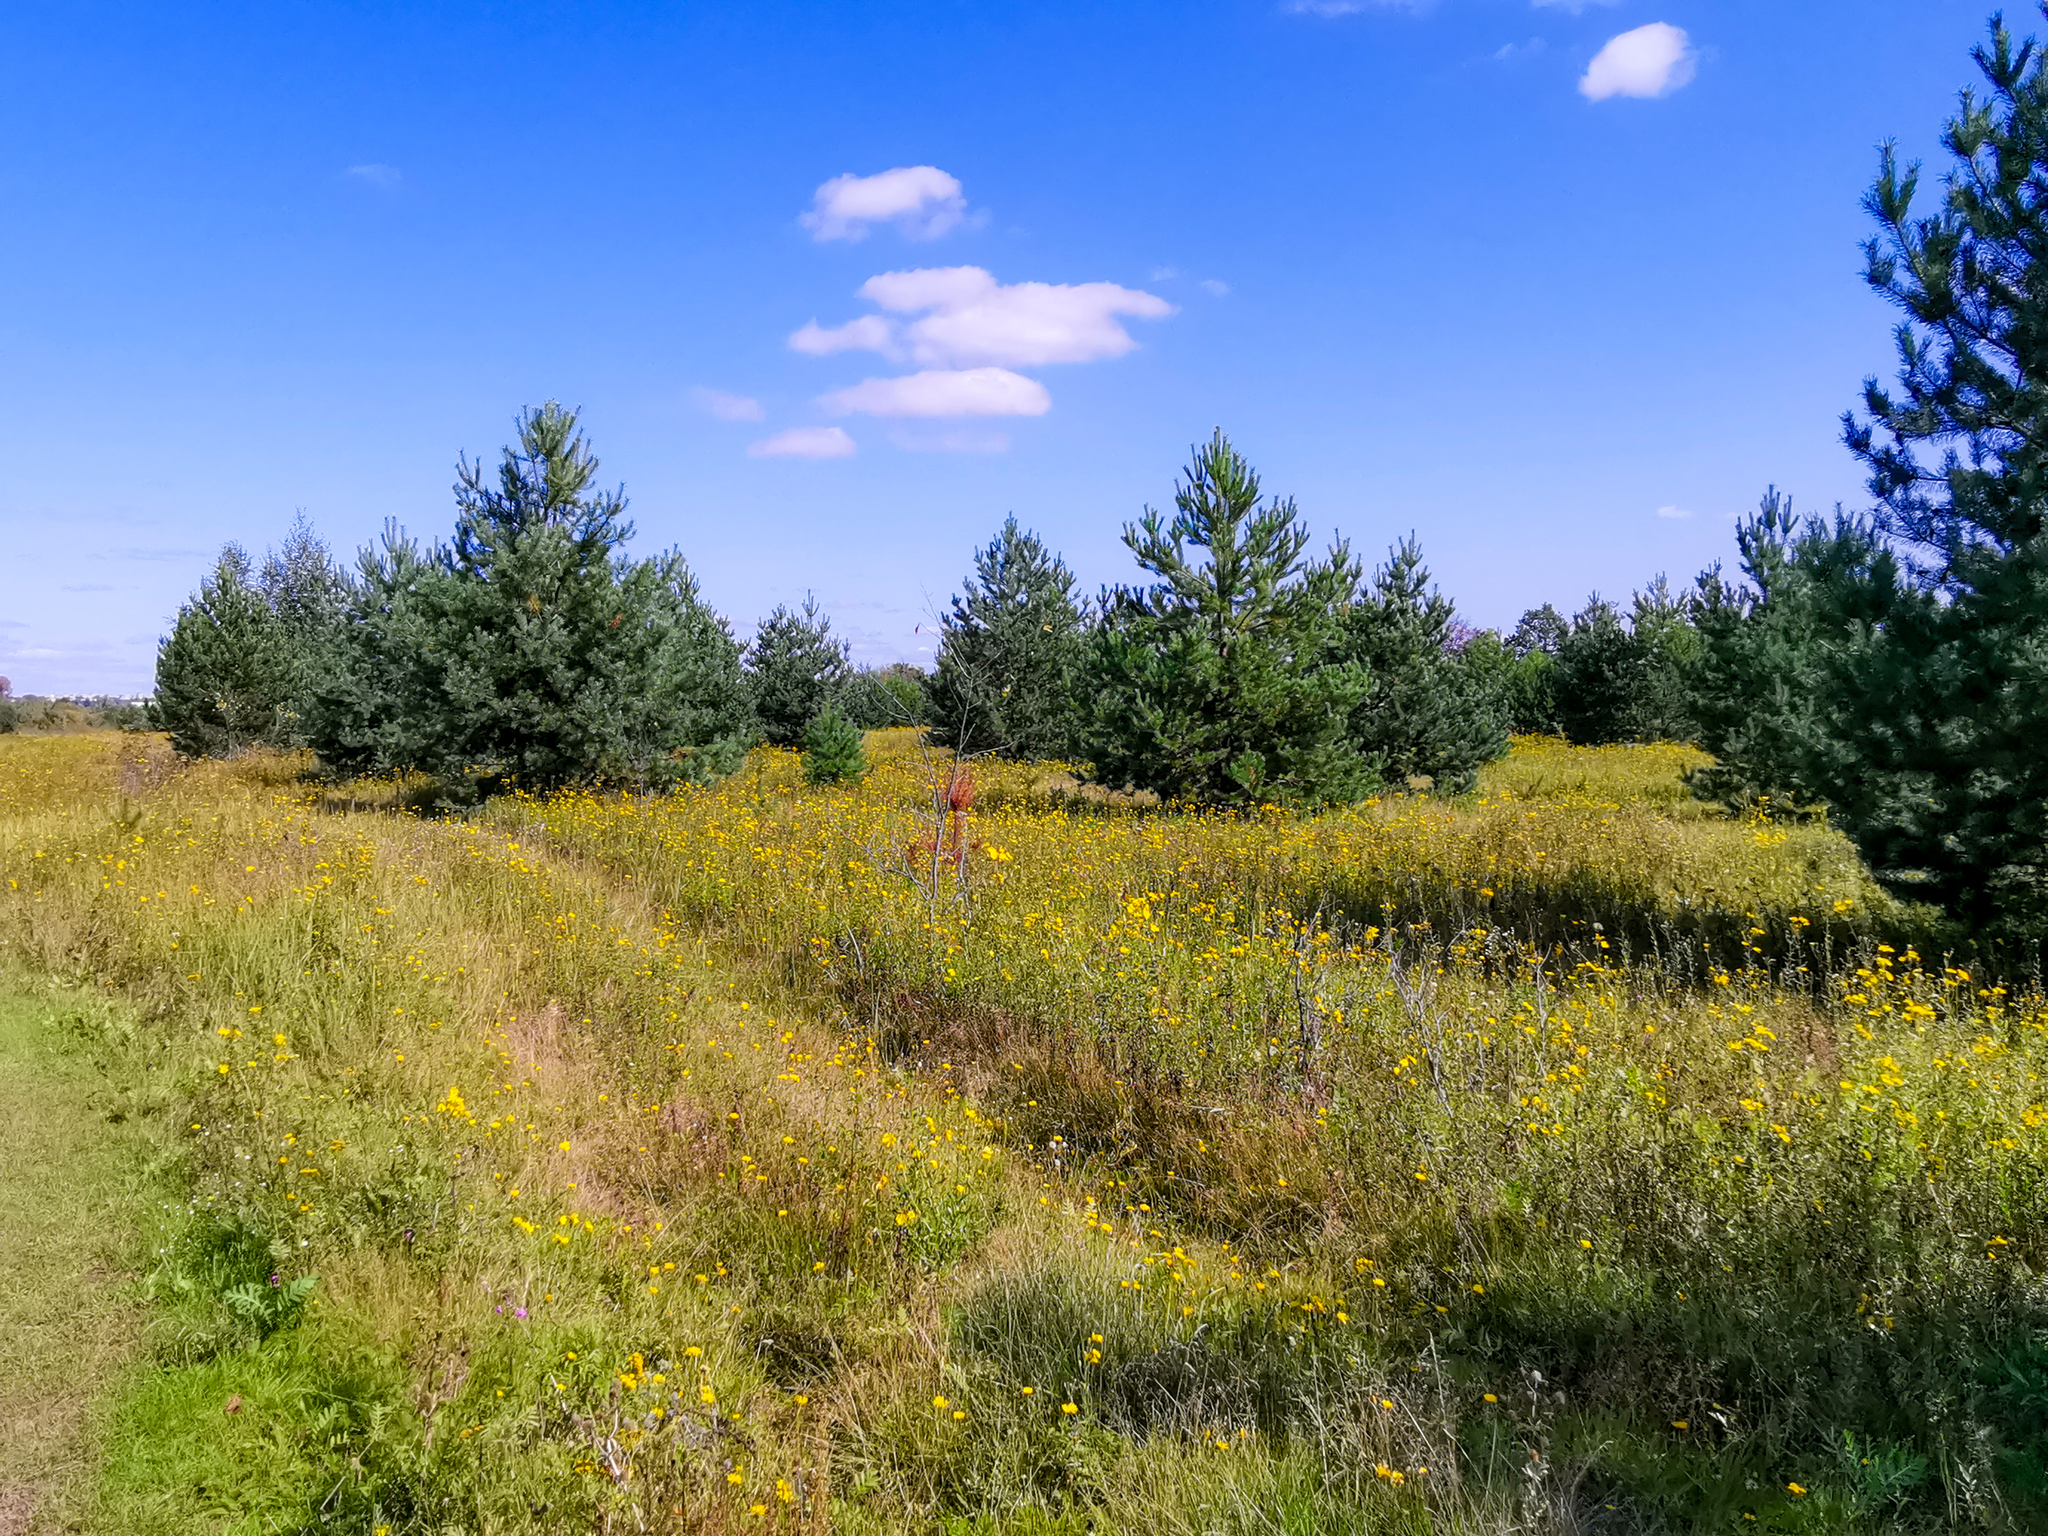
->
[1,729,2043,1534]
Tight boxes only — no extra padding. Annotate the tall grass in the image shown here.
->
[1,730,2043,1533]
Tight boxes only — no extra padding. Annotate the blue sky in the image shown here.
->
[0,0,1994,693]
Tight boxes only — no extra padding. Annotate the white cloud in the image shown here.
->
[801,166,966,242]
[820,367,1051,418]
[791,266,1172,369]
[346,163,402,188]
[694,388,765,423]
[1656,504,1693,519]
[888,428,1013,453]
[747,426,856,459]
[1580,23,1696,101]
[789,315,896,356]
[1149,265,1179,281]
[1200,278,1230,297]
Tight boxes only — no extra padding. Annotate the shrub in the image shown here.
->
[803,703,868,784]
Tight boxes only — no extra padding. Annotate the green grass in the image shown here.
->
[0,981,149,1534]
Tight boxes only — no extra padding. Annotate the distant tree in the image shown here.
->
[1338,537,1508,793]
[152,544,298,757]
[1498,605,1565,733]
[1628,575,1702,742]
[1551,596,1641,745]
[803,702,868,784]
[745,595,851,748]
[845,663,928,729]
[1687,489,1868,814]
[926,517,1088,758]
[1084,431,1371,805]
[307,403,748,793]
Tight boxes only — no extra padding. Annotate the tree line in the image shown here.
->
[153,12,2048,942]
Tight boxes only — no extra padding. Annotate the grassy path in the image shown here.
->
[0,984,146,1536]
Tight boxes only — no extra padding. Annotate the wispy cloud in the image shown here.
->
[791,266,1172,369]
[1580,22,1696,100]
[693,388,766,423]
[821,368,1051,419]
[1200,278,1230,297]
[748,426,857,459]
[1656,504,1693,520]
[1532,0,1617,13]
[345,163,402,188]
[801,166,967,242]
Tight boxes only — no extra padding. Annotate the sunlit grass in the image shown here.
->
[0,730,2041,1533]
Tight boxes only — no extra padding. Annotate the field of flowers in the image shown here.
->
[0,729,2043,1534]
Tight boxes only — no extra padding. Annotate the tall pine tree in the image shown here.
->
[1796,11,2048,929]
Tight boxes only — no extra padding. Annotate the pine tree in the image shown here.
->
[152,544,297,757]
[1807,11,2048,933]
[306,404,748,793]
[1686,489,1869,813]
[1551,597,1641,745]
[926,517,1086,758]
[803,703,868,784]
[846,664,927,729]
[745,595,851,747]
[1501,605,1566,733]
[1339,537,1508,794]
[1085,431,1371,805]
[1628,575,1702,742]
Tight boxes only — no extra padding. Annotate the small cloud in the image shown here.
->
[795,266,1172,369]
[1493,38,1546,61]
[345,163,402,188]
[1200,278,1230,297]
[801,166,967,242]
[693,388,765,423]
[1580,22,1696,101]
[821,367,1051,419]
[790,315,897,357]
[1533,0,1617,12]
[1149,266,1179,281]
[748,426,857,459]
[1656,504,1692,520]
[888,428,1012,453]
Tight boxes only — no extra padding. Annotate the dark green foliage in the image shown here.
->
[1551,596,1641,745]
[0,682,17,734]
[1794,11,2048,935]
[1084,431,1372,806]
[745,595,851,748]
[846,663,928,730]
[1628,575,1702,742]
[803,702,868,784]
[307,403,748,794]
[927,517,1087,758]
[1687,490,1866,815]
[152,545,298,757]
[1338,537,1508,794]
[1502,606,1566,733]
